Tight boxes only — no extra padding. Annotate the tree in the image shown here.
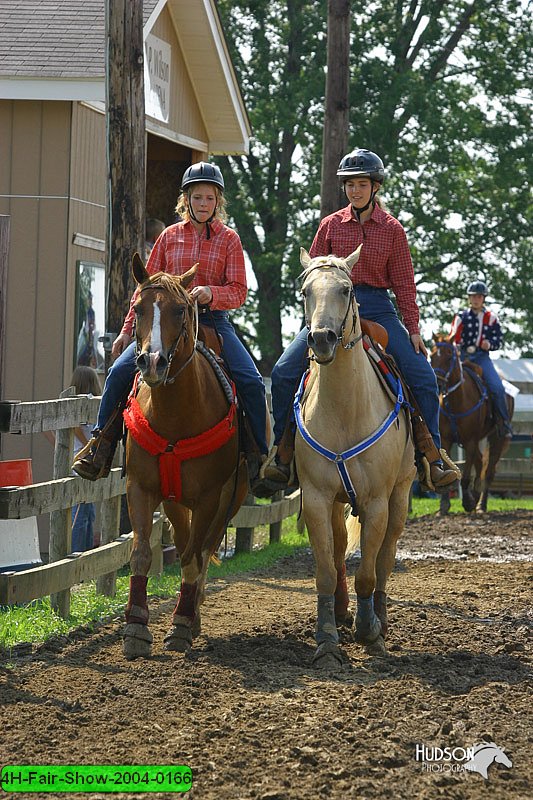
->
[217,0,532,366]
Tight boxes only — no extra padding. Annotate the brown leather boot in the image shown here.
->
[72,404,125,481]
[411,413,460,494]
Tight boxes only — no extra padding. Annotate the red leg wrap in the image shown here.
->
[125,575,149,625]
[173,581,197,622]
[334,563,349,618]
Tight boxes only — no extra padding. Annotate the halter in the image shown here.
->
[135,282,198,385]
[300,263,363,358]
[432,341,464,395]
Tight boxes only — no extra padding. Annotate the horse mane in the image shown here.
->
[141,271,193,306]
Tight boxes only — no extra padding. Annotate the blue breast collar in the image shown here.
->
[294,370,406,516]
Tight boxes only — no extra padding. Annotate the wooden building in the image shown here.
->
[0,0,250,482]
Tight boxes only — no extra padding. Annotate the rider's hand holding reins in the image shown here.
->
[410,333,428,357]
[190,285,213,305]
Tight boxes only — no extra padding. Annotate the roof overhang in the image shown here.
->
[0,0,250,155]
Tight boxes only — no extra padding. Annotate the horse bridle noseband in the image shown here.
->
[300,263,363,358]
[432,341,464,395]
[135,282,197,385]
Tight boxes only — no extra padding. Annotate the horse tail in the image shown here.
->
[345,510,361,556]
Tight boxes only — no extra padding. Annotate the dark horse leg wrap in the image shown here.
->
[125,575,149,625]
[173,582,197,623]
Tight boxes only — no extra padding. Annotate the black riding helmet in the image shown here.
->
[337,149,385,218]
[337,149,385,183]
[181,162,224,239]
[181,161,225,192]
[467,280,488,295]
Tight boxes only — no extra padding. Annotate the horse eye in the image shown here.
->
[133,306,142,317]
[342,286,350,296]
[301,289,307,298]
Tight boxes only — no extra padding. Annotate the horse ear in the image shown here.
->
[345,244,363,269]
[132,253,149,285]
[300,248,311,268]
[180,262,199,290]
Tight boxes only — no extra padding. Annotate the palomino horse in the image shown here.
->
[295,247,415,669]
[430,335,513,514]
[122,255,249,659]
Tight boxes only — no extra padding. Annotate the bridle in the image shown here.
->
[432,341,464,395]
[300,263,363,360]
[135,282,198,385]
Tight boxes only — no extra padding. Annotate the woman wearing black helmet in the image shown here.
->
[256,148,459,496]
[74,162,268,480]
[450,281,513,437]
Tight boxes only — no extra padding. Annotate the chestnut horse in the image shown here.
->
[122,255,248,659]
[430,336,513,514]
[295,247,415,669]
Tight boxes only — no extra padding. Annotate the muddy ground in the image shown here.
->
[1,510,531,800]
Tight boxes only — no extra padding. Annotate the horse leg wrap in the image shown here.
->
[354,594,382,643]
[316,594,339,645]
[125,575,149,625]
[173,581,197,624]
[373,590,388,638]
[334,564,350,620]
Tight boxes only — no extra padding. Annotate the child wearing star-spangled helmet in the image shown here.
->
[450,280,513,438]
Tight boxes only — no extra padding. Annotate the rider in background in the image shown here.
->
[257,148,459,496]
[450,280,513,438]
[73,162,268,482]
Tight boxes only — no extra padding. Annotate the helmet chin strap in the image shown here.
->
[187,189,217,240]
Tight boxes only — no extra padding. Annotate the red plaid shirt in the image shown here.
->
[121,219,247,337]
[309,203,420,334]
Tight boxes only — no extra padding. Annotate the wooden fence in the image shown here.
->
[0,395,301,614]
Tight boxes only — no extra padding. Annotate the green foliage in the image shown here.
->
[217,0,532,365]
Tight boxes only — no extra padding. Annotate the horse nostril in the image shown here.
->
[136,353,150,372]
[326,329,337,345]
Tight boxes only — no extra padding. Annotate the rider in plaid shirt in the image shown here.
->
[255,148,459,496]
[73,163,268,481]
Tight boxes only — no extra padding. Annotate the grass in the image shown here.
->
[0,496,531,651]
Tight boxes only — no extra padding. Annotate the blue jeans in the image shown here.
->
[72,502,95,552]
[461,349,510,422]
[271,286,442,450]
[97,312,268,455]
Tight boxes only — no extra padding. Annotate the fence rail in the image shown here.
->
[0,396,301,612]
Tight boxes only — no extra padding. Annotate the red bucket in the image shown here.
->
[0,459,33,487]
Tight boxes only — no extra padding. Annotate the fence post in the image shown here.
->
[235,492,255,553]
[269,490,284,543]
[50,387,75,616]
[96,495,121,596]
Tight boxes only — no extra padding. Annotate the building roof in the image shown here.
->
[0,0,250,153]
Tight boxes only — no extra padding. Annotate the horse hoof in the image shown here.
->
[354,616,382,645]
[364,635,387,656]
[312,641,343,671]
[335,610,354,629]
[122,623,153,660]
[163,623,193,652]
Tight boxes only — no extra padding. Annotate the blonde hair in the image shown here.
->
[69,366,101,395]
[175,185,228,223]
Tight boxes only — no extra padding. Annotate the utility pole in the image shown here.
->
[319,0,351,219]
[104,0,145,369]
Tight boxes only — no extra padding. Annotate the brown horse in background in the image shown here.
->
[122,255,249,659]
[430,335,513,514]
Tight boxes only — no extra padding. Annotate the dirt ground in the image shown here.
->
[1,509,531,800]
